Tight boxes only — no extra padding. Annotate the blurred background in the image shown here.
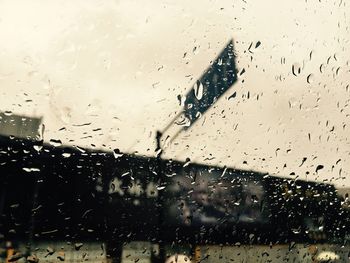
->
[0,0,349,262]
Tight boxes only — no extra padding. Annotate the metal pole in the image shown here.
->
[155,131,165,263]
[155,110,187,263]
[26,139,44,258]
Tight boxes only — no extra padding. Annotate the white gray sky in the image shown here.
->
[0,0,349,187]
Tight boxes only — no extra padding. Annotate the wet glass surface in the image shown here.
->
[0,0,349,262]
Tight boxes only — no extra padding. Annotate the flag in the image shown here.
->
[184,39,237,127]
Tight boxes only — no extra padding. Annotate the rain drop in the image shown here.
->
[62,153,71,158]
[57,251,65,261]
[49,139,62,147]
[183,158,191,167]
[228,91,237,100]
[33,145,42,152]
[175,115,191,127]
[26,255,39,263]
[4,111,13,116]
[46,247,54,257]
[335,67,340,75]
[194,81,204,100]
[74,243,84,251]
[255,41,261,48]
[292,63,302,76]
[156,185,166,191]
[307,74,314,84]
[23,167,40,173]
[113,149,123,159]
[239,68,246,76]
[309,50,313,60]
[315,165,324,173]
[319,64,325,73]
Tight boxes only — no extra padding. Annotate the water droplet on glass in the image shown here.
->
[319,64,325,73]
[4,111,13,116]
[74,243,83,251]
[307,74,314,84]
[75,146,86,153]
[175,115,191,127]
[255,41,261,48]
[292,63,302,76]
[62,153,71,158]
[27,254,39,263]
[228,91,237,100]
[220,167,227,177]
[113,149,123,159]
[57,251,65,261]
[177,94,185,106]
[156,185,166,191]
[335,67,340,75]
[194,81,204,100]
[46,247,55,257]
[193,45,199,55]
[49,139,62,147]
[315,165,324,173]
[155,148,162,157]
[183,158,191,167]
[33,145,43,152]
[292,228,301,234]
[195,112,202,119]
[309,50,313,60]
[23,167,40,173]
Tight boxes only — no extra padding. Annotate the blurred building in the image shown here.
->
[0,112,42,140]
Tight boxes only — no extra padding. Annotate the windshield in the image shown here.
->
[0,1,349,262]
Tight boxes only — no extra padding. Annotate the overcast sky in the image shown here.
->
[0,0,349,187]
